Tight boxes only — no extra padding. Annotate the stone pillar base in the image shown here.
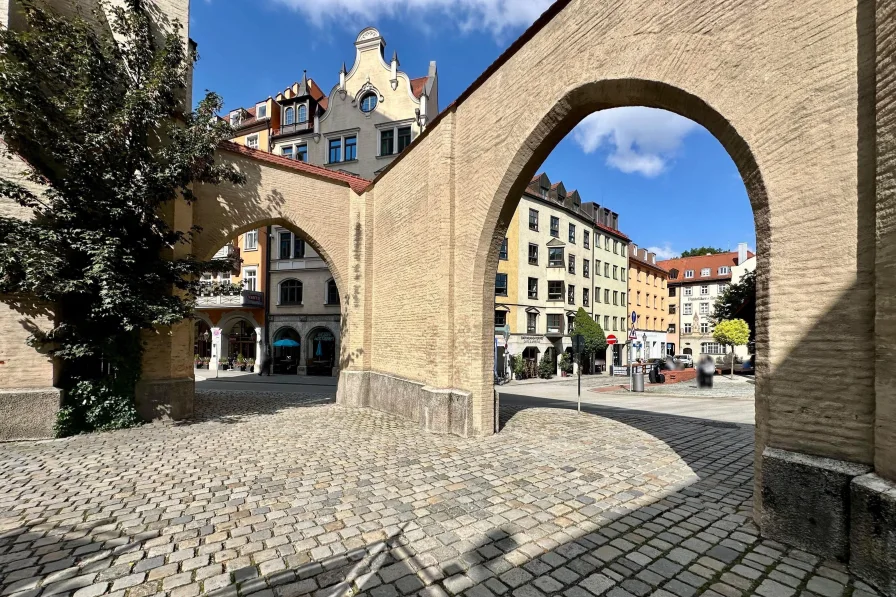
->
[850,473,896,596]
[0,387,62,441]
[337,370,472,436]
[135,378,193,421]
[761,447,871,561]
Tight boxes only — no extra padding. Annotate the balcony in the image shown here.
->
[213,244,238,260]
[196,288,264,310]
[272,122,313,138]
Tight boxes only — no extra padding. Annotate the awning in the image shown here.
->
[525,307,541,314]
[495,304,511,312]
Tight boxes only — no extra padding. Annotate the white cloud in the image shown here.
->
[646,244,679,260]
[572,107,698,177]
[266,0,552,36]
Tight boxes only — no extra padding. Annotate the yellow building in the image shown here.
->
[627,244,671,360]
[226,97,279,152]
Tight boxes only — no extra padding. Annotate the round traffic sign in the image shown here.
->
[606,335,618,345]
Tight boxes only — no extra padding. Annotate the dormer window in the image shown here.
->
[229,112,240,127]
[684,269,694,278]
[285,107,295,125]
[701,268,711,276]
[360,93,378,113]
[298,105,307,123]
[256,103,267,119]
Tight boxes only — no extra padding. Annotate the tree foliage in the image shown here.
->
[679,246,724,258]
[713,319,751,347]
[714,269,755,328]
[573,307,607,355]
[0,0,243,435]
[538,352,554,379]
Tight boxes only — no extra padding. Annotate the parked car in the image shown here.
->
[674,354,694,368]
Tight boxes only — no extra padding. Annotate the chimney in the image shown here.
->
[737,242,748,265]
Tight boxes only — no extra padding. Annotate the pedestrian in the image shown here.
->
[698,355,715,388]
[258,347,272,376]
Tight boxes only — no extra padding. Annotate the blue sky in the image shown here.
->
[190,0,755,259]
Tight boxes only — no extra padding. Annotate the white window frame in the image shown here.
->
[244,230,258,251]
[229,111,240,127]
[376,120,415,157]
[718,266,730,275]
[701,268,711,277]
[683,323,692,334]
[684,269,694,278]
[326,130,360,164]
[281,146,294,159]
[246,134,259,149]
[255,103,267,119]
[242,266,258,291]
[699,302,710,315]
[701,284,710,295]
[684,287,693,296]
[700,322,711,334]
[683,303,693,315]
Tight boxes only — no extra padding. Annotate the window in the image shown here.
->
[293,237,305,258]
[684,287,693,296]
[568,284,575,305]
[669,287,677,297]
[548,247,564,267]
[595,260,601,276]
[328,138,342,163]
[495,310,507,327]
[495,273,508,296]
[701,268,711,277]
[654,296,658,308]
[568,254,575,274]
[670,304,677,314]
[285,107,295,125]
[700,322,710,334]
[605,237,610,250]
[569,223,576,243]
[604,289,610,303]
[360,93,378,113]
[583,231,590,249]
[669,324,676,334]
[613,265,618,280]
[528,243,538,265]
[621,267,626,281]
[622,244,627,257]
[683,303,693,315]
[718,283,729,293]
[583,288,589,306]
[296,144,308,162]
[398,127,412,152]
[613,240,619,254]
[298,105,307,123]
[279,232,291,259]
[256,104,267,119]
[326,280,340,305]
[595,287,601,303]
[583,260,589,278]
[282,146,294,160]
[280,280,302,305]
[380,129,395,156]
[529,209,539,231]
[702,342,724,354]
[700,302,710,315]
[701,284,710,295]
[499,238,508,260]
[683,323,692,334]
[344,135,357,161]
[613,290,618,306]
[550,216,560,238]
[567,315,575,333]
[637,291,641,306]
[604,263,609,277]
[548,280,563,300]
[246,135,259,149]
[528,278,538,299]
[685,270,695,278]
[244,230,258,251]
[604,316,610,330]
[229,112,240,127]
[242,267,257,291]
[547,314,563,333]
[596,234,602,249]
[621,292,626,307]
[718,266,731,275]
[527,313,537,333]
[613,317,618,331]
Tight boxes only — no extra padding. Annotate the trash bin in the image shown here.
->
[633,372,645,392]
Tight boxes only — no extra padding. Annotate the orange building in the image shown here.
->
[627,244,672,359]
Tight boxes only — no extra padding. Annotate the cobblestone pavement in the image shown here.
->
[596,377,755,401]
[0,390,879,597]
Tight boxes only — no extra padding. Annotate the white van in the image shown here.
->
[674,354,694,368]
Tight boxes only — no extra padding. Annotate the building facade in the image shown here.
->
[495,173,629,375]
[658,244,755,362]
[627,245,671,359]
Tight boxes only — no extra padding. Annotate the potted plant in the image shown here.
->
[511,355,525,380]
[538,353,555,379]
[559,352,572,377]
[194,353,202,369]
[236,353,246,371]
[202,356,210,369]
[247,357,255,373]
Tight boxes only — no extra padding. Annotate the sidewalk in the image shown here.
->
[505,373,624,388]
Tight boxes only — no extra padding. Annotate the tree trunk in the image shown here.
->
[730,349,735,379]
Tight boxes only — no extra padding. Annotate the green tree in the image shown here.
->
[538,352,555,379]
[0,0,243,435]
[572,307,607,373]
[713,319,751,379]
[679,246,724,258]
[714,270,756,341]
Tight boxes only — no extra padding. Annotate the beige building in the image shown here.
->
[270,28,438,180]
[495,173,629,376]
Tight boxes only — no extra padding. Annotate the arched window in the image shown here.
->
[228,320,256,360]
[298,105,307,123]
[280,279,303,305]
[272,327,301,374]
[326,279,339,305]
[285,107,295,125]
[360,93,378,113]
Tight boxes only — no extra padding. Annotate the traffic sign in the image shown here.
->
[572,334,585,353]
[606,335,618,345]
[631,311,637,324]
[628,329,638,340]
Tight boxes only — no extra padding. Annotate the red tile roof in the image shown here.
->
[657,251,754,283]
[219,141,370,194]
[410,76,427,99]
[596,222,630,242]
